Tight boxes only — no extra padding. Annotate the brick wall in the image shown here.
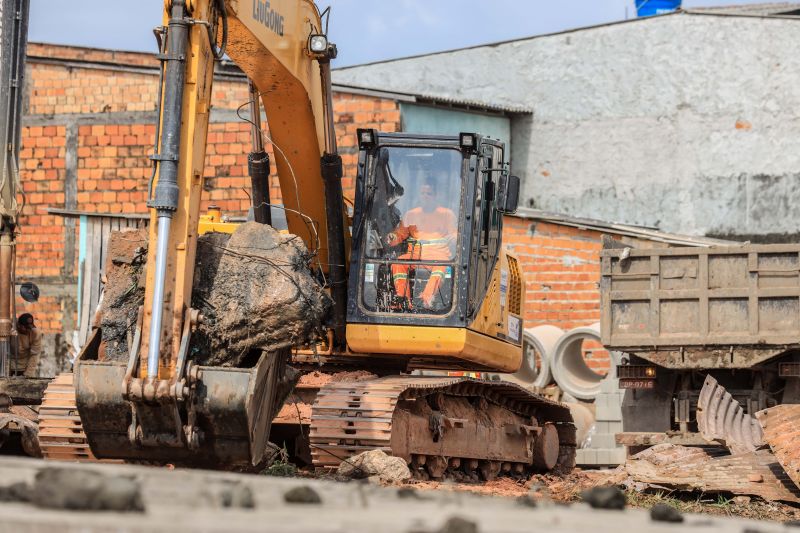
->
[503,218,603,330]
[501,216,666,374]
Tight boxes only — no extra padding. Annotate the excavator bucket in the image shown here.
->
[74,329,290,467]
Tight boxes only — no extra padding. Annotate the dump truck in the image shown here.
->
[601,241,800,453]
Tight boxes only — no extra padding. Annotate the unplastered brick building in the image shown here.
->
[18,43,722,375]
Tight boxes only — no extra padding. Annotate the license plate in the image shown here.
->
[619,378,655,389]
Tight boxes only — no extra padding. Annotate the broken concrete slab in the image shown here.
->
[0,456,790,533]
[337,449,411,483]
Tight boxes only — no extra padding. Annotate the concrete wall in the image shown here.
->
[333,13,800,241]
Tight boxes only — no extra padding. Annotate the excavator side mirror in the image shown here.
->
[496,174,520,214]
[19,282,39,303]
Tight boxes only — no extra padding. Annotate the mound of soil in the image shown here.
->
[98,223,332,367]
[98,228,148,362]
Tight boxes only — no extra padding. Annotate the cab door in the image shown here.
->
[467,143,504,319]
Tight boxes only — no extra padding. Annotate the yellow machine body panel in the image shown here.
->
[345,323,520,373]
[345,249,526,374]
[468,251,525,350]
[224,0,339,268]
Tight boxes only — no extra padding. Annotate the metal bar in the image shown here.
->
[247,79,263,153]
[318,57,347,348]
[146,215,171,378]
[650,255,660,338]
[145,0,189,379]
[0,231,11,376]
[748,252,759,336]
[246,79,271,225]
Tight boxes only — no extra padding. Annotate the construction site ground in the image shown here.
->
[1,457,798,532]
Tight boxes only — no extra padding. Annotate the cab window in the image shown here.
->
[359,146,463,315]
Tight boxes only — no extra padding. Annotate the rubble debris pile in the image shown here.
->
[192,223,331,366]
[623,443,800,504]
[98,223,332,366]
[98,228,148,362]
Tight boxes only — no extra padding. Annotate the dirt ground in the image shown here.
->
[297,370,378,388]
[404,469,800,523]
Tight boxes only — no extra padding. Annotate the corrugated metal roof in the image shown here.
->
[332,83,532,115]
[512,208,739,247]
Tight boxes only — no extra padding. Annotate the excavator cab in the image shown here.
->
[355,138,462,315]
[346,131,523,370]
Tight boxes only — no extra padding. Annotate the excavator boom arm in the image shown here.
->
[143,0,347,377]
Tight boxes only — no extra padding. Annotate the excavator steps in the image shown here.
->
[37,373,97,462]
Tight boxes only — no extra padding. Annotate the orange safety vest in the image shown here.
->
[400,207,456,260]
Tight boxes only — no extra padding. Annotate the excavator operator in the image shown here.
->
[388,178,457,309]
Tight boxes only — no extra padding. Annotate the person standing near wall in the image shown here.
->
[14,313,41,377]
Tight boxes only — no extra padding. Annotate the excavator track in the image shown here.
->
[310,376,576,479]
[37,373,96,462]
[755,404,800,490]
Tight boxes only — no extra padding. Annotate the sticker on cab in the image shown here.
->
[365,263,375,283]
[507,315,520,342]
[499,269,508,307]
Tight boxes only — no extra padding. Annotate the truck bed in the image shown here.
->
[600,243,800,368]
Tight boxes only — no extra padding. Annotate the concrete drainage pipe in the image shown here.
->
[564,401,596,448]
[551,322,617,401]
[511,325,564,388]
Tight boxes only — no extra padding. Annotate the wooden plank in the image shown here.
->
[625,443,800,503]
[99,217,111,283]
[35,413,81,421]
[39,419,84,428]
[78,219,95,344]
[312,418,392,427]
[89,218,103,331]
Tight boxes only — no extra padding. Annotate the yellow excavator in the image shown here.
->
[65,0,575,477]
